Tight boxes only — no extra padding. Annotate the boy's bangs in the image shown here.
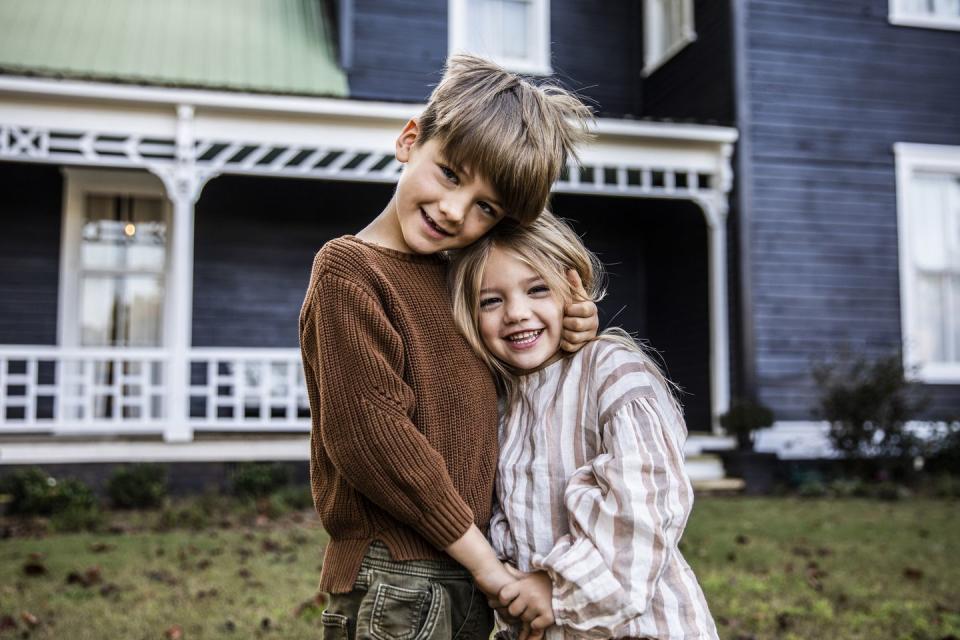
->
[438,124,551,227]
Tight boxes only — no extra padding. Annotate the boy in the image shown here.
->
[299,55,594,640]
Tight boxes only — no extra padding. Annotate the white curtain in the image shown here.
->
[910,173,960,364]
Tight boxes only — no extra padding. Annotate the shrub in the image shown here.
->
[275,485,313,511]
[719,399,775,450]
[107,464,168,509]
[229,462,291,499]
[0,467,97,516]
[811,352,927,468]
[50,504,105,532]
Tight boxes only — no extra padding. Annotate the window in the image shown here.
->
[889,0,960,31]
[60,170,170,348]
[449,0,551,75]
[643,0,696,76]
[895,143,960,383]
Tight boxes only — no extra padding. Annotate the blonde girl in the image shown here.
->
[448,211,719,640]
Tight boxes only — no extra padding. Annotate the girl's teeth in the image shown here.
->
[509,330,541,343]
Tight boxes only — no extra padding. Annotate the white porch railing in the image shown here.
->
[0,346,310,439]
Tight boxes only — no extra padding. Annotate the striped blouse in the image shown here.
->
[489,339,719,640]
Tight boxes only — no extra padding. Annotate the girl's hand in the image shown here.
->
[561,269,598,352]
[498,570,555,640]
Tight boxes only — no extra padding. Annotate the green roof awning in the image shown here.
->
[0,0,348,97]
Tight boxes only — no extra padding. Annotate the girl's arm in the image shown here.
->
[530,394,694,637]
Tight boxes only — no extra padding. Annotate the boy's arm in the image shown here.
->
[301,272,474,549]
[560,270,598,352]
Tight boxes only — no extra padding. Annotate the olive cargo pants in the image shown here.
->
[321,541,494,640]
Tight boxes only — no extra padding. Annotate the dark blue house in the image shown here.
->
[0,0,954,477]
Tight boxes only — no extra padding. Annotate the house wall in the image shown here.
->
[642,0,735,125]
[192,176,394,348]
[0,163,62,345]
[743,0,960,420]
[345,0,644,118]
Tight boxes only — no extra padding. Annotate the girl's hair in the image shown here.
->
[448,210,682,412]
[418,54,594,226]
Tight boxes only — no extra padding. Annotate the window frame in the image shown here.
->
[889,0,960,31]
[642,0,697,77]
[59,168,172,348]
[894,142,960,384]
[448,0,552,75]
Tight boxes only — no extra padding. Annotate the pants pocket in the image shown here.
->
[361,576,450,640]
[321,610,350,640]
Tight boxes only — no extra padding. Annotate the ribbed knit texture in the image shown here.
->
[298,235,500,594]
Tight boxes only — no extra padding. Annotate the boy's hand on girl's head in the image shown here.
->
[561,269,599,352]
[497,570,555,640]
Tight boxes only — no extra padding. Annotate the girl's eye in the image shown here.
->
[440,165,459,184]
[479,297,501,308]
[529,285,550,295]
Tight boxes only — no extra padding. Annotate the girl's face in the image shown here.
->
[477,246,565,371]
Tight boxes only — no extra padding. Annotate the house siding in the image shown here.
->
[346,0,644,118]
[642,0,735,125]
[191,176,394,348]
[743,0,960,421]
[0,163,62,345]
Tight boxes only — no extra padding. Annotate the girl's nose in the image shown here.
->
[503,298,531,323]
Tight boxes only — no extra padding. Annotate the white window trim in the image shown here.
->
[642,0,698,77]
[889,0,960,31]
[894,142,960,384]
[448,0,552,75]
[58,168,172,349]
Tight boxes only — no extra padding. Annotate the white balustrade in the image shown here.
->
[0,347,310,437]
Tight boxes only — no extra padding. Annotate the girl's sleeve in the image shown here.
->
[300,271,474,549]
[530,393,694,637]
[487,490,516,562]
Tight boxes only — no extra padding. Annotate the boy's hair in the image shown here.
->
[448,210,682,412]
[418,54,594,226]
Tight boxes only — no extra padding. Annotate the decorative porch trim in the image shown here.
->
[0,78,738,432]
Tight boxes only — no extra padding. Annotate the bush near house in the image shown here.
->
[106,464,168,509]
[228,462,293,499]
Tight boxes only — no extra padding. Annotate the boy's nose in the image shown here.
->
[438,195,469,226]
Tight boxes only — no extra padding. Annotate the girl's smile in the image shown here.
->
[478,246,564,371]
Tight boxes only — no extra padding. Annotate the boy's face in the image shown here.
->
[393,121,507,254]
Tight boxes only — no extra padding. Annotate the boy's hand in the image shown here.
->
[497,570,555,640]
[561,269,598,352]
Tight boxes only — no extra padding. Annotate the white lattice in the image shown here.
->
[188,348,310,431]
[0,347,167,433]
[0,123,717,197]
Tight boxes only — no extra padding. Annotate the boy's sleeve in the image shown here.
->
[300,271,474,549]
[530,393,694,638]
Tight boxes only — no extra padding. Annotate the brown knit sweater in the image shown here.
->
[298,235,500,593]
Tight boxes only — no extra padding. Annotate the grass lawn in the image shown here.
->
[0,497,958,639]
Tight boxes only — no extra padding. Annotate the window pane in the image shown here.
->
[501,0,530,60]
[123,276,164,347]
[910,173,951,271]
[81,194,166,272]
[933,0,960,17]
[80,276,119,346]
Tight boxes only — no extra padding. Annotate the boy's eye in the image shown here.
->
[477,201,497,217]
[440,165,459,184]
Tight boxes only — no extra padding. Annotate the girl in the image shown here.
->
[448,211,719,640]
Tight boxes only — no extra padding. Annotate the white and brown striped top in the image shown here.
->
[489,339,719,640]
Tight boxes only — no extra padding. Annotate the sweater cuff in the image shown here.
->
[418,490,475,549]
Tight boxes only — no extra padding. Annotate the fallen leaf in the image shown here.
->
[165,623,183,639]
[196,559,212,570]
[735,534,749,545]
[89,542,113,553]
[776,612,791,631]
[0,615,16,631]
[146,570,179,586]
[903,567,924,581]
[66,566,103,587]
[238,568,252,579]
[99,583,120,597]
[20,611,39,628]
[22,561,47,576]
[260,617,272,630]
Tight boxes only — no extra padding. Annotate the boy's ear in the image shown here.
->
[395,118,420,163]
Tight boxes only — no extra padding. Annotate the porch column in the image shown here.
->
[148,105,216,442]
[702,196,731,434]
